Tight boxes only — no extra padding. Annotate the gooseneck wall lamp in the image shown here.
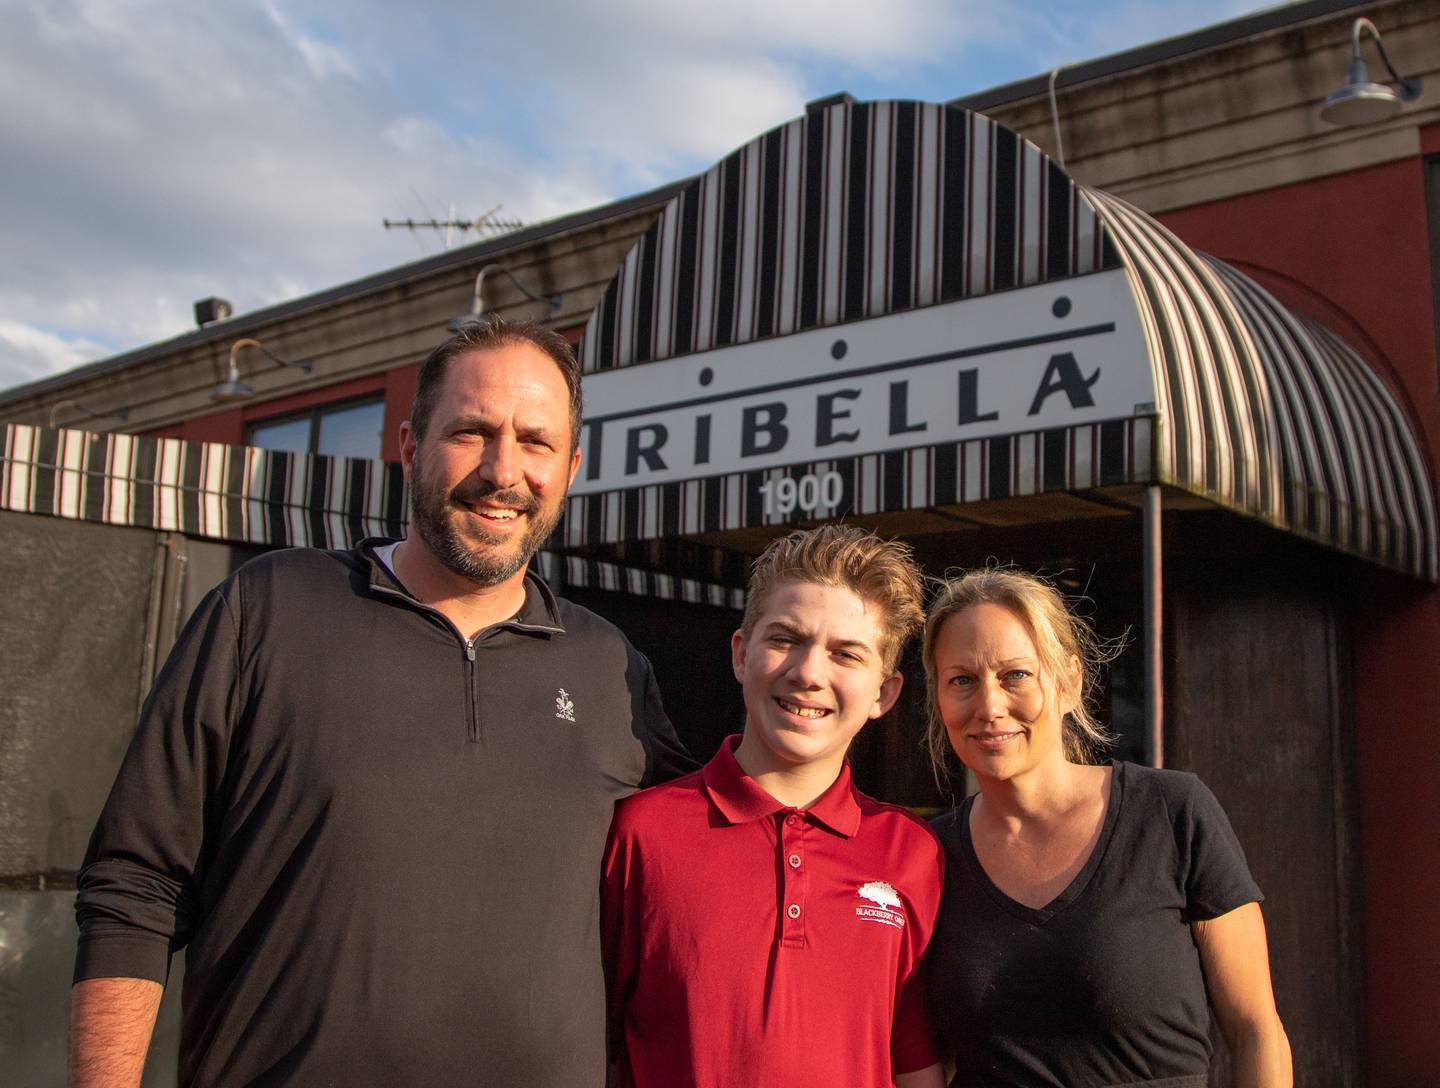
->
[48,399,129,429]
[1320,17,1423,125]
[211,338,313,404]
[448,264,563,331]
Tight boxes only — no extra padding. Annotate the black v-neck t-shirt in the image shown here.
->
[927,762,1262,1088]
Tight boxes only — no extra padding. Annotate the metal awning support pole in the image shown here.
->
[1142,485,1164,768]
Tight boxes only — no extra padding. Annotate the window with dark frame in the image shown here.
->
[1426,153,1440,392]
[246,397,385,460]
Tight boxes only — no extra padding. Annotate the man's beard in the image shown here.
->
[408,449,565,587]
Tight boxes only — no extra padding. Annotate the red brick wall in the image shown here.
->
[1160,152,1440,1086]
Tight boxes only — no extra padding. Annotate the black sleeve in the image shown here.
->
[73,583,241,984]
[1171,773,1263,922]
[628,650,698,786]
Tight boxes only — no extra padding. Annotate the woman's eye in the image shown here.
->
[1004,669,1031,683]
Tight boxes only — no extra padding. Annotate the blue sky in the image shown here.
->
[0,0,1274,388]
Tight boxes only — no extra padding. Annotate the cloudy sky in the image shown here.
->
[1,0,1273,389]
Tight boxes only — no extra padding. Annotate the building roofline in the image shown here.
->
[3,0,1378,405]
[950,0,1370,112]
[0,178,688,405]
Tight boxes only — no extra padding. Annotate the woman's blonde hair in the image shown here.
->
[922,568,1118,784]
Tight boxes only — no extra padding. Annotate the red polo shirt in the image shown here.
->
[601,735,943,1087]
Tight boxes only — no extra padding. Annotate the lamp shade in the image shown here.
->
[210,377,255,404]
[1320,60,1405,124]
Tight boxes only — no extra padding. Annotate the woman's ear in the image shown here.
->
[1060,653,1083,715]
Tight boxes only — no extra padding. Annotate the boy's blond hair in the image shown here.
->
[740,525,925,673]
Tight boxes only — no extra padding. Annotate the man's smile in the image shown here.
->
[450,487,539,531]
[460,500,523,523]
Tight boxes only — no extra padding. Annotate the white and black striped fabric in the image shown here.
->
[0,424,744,608]
[1089,188,1436,581]
[562,417,1154,549]
[583,100,1115,372]
[570,97,1435,582]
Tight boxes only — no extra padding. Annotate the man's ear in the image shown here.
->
[566,443,582,488]
[730,630,747,684]
[399,420,417,481]
[869,672,904,721]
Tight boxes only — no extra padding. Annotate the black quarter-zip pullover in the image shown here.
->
[74,539,693,1087]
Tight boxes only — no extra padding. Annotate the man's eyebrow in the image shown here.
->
[443,414,559,438]
[445,413,496,431]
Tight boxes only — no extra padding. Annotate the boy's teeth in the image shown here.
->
[778,698,826,718]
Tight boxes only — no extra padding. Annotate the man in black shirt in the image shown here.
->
[70,320,692,1087]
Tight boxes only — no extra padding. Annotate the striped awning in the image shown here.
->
[0,424,744,608]
[568,97,1435,582]
[1088,188,1436,580]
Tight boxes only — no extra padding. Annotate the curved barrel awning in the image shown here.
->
[566,98,1436,582]
[1087,188,1434,580]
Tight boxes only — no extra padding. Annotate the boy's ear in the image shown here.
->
[868,672,904,721]
[730,629,747,684]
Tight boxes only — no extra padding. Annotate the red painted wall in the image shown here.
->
[1160,149,1440,1085]
[381,363,420,462]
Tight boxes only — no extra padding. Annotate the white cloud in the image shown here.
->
[0,320,111,387]
[0,0,1281,391]
[261,0,362,82]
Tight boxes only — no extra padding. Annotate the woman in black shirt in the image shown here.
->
[922,570,1291,1088]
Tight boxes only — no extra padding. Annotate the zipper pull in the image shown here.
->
[465,638,476,661]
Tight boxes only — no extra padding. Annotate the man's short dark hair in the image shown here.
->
[410,318,583,449]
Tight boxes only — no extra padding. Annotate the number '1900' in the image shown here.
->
[758,471,844,517]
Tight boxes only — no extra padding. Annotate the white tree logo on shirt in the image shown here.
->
[555,689,576,722]
[858,881,903,910]
[855,881,906,929]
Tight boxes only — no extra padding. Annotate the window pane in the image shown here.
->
[316,399,384,460]
[248,416,312,454]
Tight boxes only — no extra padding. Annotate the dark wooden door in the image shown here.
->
[1168,563,1363,1087]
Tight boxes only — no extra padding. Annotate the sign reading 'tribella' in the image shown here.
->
[574,268,1154,496]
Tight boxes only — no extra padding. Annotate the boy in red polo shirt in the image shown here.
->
[602,525,944,1088]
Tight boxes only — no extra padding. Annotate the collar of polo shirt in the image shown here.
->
[701,735,862,837]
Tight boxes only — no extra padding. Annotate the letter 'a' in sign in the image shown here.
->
[1028,353,1100,416]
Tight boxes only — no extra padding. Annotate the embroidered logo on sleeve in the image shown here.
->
[855,880,906,929]
[555,689,576,722]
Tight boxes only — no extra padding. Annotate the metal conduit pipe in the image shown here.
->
[1142,485,1164,768]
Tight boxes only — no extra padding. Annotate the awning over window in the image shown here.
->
[567,98,1435,582]
[0,425,744,608]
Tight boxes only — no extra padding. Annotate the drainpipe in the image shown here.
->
[1142,485,1164,768]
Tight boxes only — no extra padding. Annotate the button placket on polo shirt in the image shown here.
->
[779,810,808,947]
